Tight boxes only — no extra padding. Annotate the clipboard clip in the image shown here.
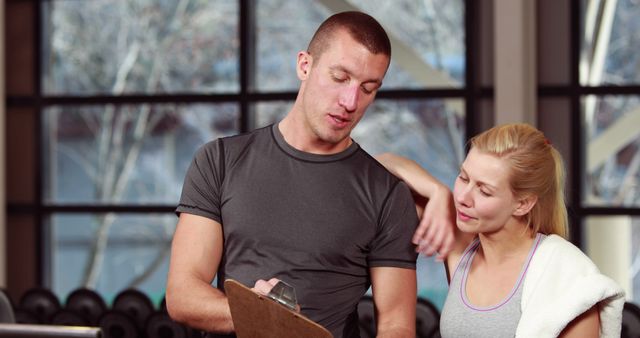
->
[266,280,298,311]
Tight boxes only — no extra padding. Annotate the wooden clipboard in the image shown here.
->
[224,279,333,338]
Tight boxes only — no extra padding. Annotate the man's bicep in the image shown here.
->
[369,182,420,263]
[169,213,224,283]
[177,141,224,220]
[370,267,417,337]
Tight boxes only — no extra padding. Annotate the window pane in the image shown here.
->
[354,99,465,186]
[418,257,448,310]
[43,104,239,204]
[583,95,640,207]
[50,213,175,304]
[253,101,293,129]
[254,0,329,92]
[43,1,239,95]
[580,0,640,85]
[352,0,465,89]
[255,0,465,92]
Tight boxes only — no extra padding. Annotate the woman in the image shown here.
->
[377,123,624,338]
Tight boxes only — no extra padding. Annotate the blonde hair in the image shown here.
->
[470,123,569,238]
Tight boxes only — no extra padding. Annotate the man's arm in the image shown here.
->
[166,213,234,333]
[370,267,417,338]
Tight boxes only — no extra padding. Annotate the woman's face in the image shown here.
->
[453,148,523,235]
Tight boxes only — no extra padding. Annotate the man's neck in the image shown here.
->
[278,115,352,155]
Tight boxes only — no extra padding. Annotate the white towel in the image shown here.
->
[516,235,625,338]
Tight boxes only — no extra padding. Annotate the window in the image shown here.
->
[7,0,479,309]
[539,0,640,303]
[580,0,640,302]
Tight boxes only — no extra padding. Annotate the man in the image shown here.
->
[166,11,454,338]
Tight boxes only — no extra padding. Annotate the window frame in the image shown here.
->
[537,0,640,250]
[5,0,485,291]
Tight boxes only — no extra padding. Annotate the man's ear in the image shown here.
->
[296,51,312,80]
[513,195,538,217]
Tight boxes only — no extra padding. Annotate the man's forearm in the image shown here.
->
[166,281,234,333]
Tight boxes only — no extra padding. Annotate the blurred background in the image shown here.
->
[2,0,639,322]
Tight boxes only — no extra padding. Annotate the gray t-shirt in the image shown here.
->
[176,124,419,338]
[440,233,545,338]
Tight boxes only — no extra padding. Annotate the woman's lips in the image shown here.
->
[457,210,475,222]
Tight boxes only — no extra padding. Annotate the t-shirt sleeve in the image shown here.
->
[368,180,419,269]
[175,139,225,223]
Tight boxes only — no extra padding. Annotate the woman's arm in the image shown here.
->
[375,153,457,260]
[558,306,600,338]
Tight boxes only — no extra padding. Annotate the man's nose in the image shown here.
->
[339,85,358,113]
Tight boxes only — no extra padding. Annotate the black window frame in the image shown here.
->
[6,0,486,288]
[537,0,640,251]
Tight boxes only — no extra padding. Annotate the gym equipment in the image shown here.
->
[145,311,189,338]
[65,288,107,326]
[0,323,101,338]
[111,289,154,334]
[356,295,375,338]
[416,298,441,338]
[98,310,137,338]
[0,290,15,324]
[18,288,61,324]
[50,308,90,327]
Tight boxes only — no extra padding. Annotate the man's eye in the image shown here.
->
[331,75,347,82]
[361,85,375,94]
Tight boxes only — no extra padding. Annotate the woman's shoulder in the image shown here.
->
[445,234,479,281]
[530,233,600,279]
[539,234,592,261]
[518,234,625,338]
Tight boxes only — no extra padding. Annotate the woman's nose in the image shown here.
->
[455,185,472,207]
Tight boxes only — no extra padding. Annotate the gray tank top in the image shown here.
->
[440,233,545,338]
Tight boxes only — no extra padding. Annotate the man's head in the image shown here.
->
[287,12,391,154]
[307,11,391,64]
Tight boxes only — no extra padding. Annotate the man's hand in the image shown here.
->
[413,184,456,260]
[252,278,301,312]
[252,278,281,295]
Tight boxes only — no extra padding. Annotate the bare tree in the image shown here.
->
[48,0,237,289]
[47,0,468,293]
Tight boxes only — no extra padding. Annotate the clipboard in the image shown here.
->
[224,279,333,338]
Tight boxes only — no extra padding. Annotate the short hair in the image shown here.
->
[307,11,391,61]
[470,123,569,238]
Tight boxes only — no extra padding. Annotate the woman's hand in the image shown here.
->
[413,184,456,260]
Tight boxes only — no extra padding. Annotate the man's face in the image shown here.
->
[297,29,390,147]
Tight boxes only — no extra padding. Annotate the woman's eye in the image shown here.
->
[458,175,469,182]
[480,190,492,197]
